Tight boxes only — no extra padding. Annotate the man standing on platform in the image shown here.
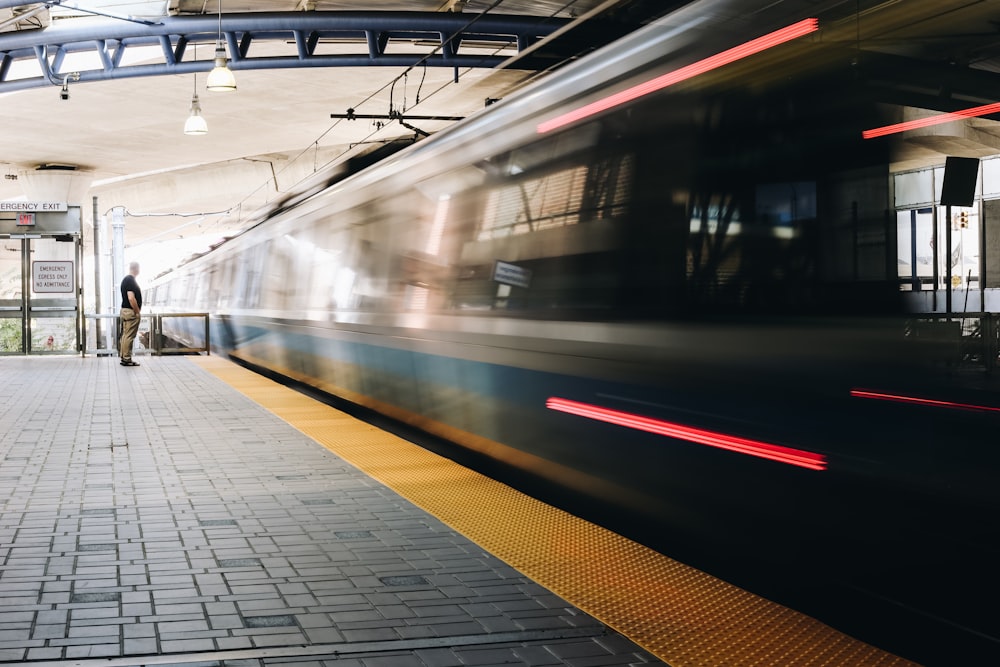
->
[119,261,142,367]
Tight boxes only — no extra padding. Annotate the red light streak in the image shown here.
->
[546,397,827,471]
[536,18,820,134]
[850,389,1000,413]
[862,102,1000,139]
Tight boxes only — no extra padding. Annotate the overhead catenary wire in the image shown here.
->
[226,0,591,232]
[104,206,233,248]
[227,0,512,216]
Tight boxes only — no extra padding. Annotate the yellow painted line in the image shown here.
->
[192,355,918,667]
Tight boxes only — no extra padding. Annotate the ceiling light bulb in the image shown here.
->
[184,93,208,135]
[206,45,237,92]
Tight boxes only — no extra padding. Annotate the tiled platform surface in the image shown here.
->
[0,356,660,666]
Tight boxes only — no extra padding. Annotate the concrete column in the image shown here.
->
[18,165,92,204]
[111,206,125,311]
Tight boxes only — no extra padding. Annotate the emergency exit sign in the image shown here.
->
[17,212,34,226]
[32,261,74,293]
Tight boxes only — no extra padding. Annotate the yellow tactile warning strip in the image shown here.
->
[191,355,919,667]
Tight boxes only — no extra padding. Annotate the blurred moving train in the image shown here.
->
[150,0,1000,646]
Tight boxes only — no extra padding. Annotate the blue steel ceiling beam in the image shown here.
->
[367,30,389,58]
[31,44,56,84]
[94,38,113,70]
[292,29,308,59]
[158,34,176,65]
[0,11,568,93]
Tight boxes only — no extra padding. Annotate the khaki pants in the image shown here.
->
[119,307,140,361]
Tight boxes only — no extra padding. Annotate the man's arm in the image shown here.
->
[127,290,140,313]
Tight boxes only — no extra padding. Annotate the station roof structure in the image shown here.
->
[1,0,668,272]
[3,0,1000,274]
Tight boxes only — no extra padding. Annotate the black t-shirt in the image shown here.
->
[121,274,142,310]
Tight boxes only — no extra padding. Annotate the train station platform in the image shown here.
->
[0,355,917,666]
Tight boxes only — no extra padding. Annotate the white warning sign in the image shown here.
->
[33,261,74,293]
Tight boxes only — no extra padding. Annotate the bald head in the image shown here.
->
[129,261,140,275]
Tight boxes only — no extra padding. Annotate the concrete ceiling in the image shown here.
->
[0,0,645,273]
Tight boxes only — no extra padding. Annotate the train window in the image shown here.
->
[478,127,632,241]
[154,283,167,307]
[478,166,588,239]
[193,269,209,310]
[174,275,187,308]
[308,227,351,311]
[218,257,235,308]
[480,159,632,238]
[240,244,265,309]
[259,237,297,311]
[494,123,600,176]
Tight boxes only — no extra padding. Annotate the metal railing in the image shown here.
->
[153,313,211,355]
[904,312,997,372]
[83,312,210,356]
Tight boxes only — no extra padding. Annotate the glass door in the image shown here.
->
[896,207,935,291]
[936,205,979,292]
[28,236,80,353]
[0,235,81,354]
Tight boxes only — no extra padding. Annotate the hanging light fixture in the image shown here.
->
[184,83,208,135]
[184,44,208,135]
[206,0,236,92]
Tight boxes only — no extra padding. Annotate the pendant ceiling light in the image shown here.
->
[184,86,208,135]
[184,46,208,135]
[206,0,236,92]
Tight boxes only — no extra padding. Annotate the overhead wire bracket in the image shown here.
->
[332,109,465,137]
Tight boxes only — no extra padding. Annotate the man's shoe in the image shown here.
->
[120,360,140,366]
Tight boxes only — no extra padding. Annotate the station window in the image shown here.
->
[983,157,1000,197]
